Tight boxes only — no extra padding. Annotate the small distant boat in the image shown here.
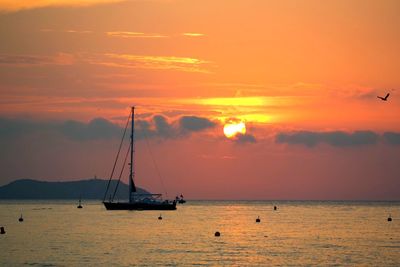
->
[77,198,83,209]
[176,194,186,204]
[103,107,176,211]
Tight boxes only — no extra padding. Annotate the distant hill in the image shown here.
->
[0,179,150,199]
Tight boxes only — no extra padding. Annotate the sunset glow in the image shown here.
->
[0,0,399,201]
[2,2,400,266]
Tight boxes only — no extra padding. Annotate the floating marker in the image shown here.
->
[214,231,221,237]
[388,214,392,222]
[256,216,261,223]
[18,214,23,222]
[158,214,162,220]
[274,206,277,211]
[77,199,83,209]
[0,227,5,234]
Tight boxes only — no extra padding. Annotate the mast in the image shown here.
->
[129,106,137,203]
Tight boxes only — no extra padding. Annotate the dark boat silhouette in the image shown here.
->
[102,107,176,211]
[176,194,186,204]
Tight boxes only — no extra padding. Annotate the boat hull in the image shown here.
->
[103,201,176,210]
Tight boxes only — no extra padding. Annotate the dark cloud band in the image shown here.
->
[235,133,257,144]
[0,115,216,141]
[179,116,216,131]
[276,130,379,147]
[383,132,400,145]
[275,130,400,147]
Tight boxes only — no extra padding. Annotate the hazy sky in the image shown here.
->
[0,0,399,199]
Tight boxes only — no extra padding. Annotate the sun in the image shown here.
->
[223,121,246,138]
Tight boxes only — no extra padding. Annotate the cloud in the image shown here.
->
[132,115,177,139]
[153,115,176,138]
[182,33,204,37]
[66,29,92,34]
[0,52,211,73]
[234,133,257,144]
[0,53,75,66]
[383,132,400,145]
[0,118,37,138]
[135,115,216,139]
[60,118,121,140]
[39,29,93,35]
[0,115,216,142]
[179,116,216,132]
[276,130,379,147]
[106,31,167,38]
[0,117,121,141]
[89,53,211,73]
[0,0,126,13]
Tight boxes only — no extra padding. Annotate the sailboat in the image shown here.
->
[102,107,177,210]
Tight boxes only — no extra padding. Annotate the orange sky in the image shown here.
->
[0,0,399,199]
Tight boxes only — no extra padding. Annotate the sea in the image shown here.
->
[0,200,399,266]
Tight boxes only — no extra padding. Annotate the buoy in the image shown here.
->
[214,231,221,237]
[19,214,23,222]
[158,214,162,220]
[256,216,261,223]
[388,214,392,222]
[77,199,83,209]
[274,206,277,211]
[0,227,5,234]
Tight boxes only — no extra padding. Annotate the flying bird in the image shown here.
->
[377,93,390,101]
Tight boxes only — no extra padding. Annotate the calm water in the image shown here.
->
[0,200,399,266]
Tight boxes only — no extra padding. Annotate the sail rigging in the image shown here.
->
[103,111,131,202]
[143,131,168,198]
[111,145,130,202]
